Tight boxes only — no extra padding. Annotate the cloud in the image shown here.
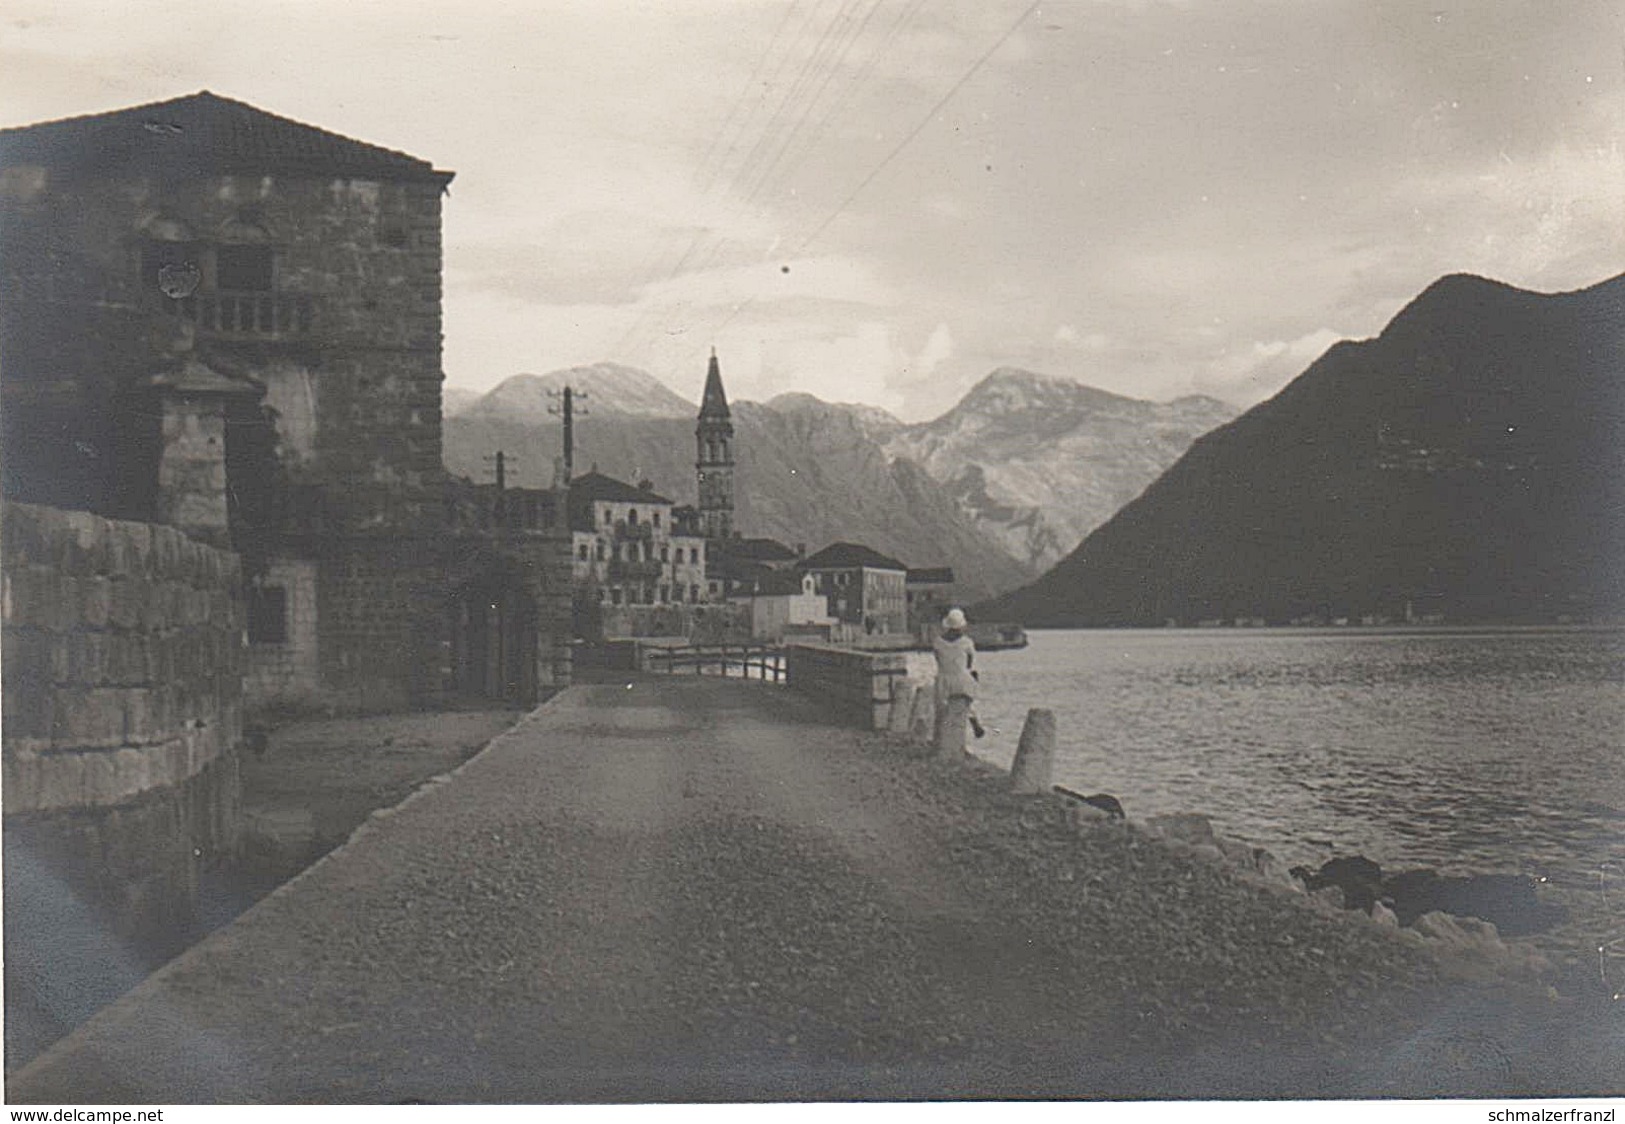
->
[1193,328,1350,403]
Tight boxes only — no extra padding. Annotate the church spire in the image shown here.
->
[695,349,735,542]
[699,347,730,420]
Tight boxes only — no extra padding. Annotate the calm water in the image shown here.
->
[911,628,1625,963]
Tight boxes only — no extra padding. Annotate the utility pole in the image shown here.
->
[547,386,588,482]
[482,449,510,522]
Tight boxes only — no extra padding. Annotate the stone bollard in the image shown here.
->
[909,693,933,743]
[1008,708,1056,794]
[888,679,918,735]
[935,696,971,756]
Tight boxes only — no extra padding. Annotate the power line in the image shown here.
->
[715,0,1044,334]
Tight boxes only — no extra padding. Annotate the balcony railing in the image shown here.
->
[613,520,656,542]
[609,559,664,582]
[177,291,317,339]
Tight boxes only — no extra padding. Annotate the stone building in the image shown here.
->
[797,542,910,635]
[0,91,570,710]
[568,471,707,637]
[905,566,957,632]
[731,570,834,642]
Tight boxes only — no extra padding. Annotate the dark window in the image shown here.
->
[660,545,669,562]
[690,547,699,564]
[690,584,700,602]
[578,543,589,560]
[628,508,638,525]
[217,245,273,291]
[247,586,288,644]
[652,512,661,528]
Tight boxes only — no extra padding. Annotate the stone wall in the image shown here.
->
[0,167,449,527]
[785,643,908,730]
[244,557,319,702]
[2,500,243,957]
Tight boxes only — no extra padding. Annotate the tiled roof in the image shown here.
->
[569,471,673,505]
[797,541,907,572]
[0,91,452,183]
[907,567,955,584]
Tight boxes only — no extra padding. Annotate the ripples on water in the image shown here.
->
[911,627,1625,967]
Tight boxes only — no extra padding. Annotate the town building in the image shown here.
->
[906,566,957,632]
[797,542,910,635]
[0,90,572,710]
[705,536,802,601]
[731,570,835,642]
[568,470,708,637]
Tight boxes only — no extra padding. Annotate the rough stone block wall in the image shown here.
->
[1,500,243,959]
[319,538,446,709]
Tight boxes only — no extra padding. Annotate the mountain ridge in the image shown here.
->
[979,270,1625,626]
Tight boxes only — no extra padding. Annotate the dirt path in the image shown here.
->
[10,679,1620,1103]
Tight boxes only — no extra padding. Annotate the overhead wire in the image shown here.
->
[713,0,1044,335]
[607,0,832,364]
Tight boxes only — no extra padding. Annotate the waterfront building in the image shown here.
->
[797,541,909,635]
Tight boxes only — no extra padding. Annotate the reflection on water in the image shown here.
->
[912,627,1625,963]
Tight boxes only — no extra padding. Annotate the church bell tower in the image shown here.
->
[695,348,735,542]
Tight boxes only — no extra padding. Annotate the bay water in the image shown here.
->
[910,627,1625,974]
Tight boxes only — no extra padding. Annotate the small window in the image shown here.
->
[216,245,273,292]
[247,586,288,644]
[690,584,700,602]
[578,543,589,560]
[653,513,661,528]
[611,588,623,605]
[628,508,638,525]
[660,545,669,562]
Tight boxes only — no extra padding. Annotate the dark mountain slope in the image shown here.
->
[980,273,1625,626]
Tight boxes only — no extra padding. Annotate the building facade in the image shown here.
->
[905,566,957,632]
[731,570,834,642]
[0,91,570,709]
[797,542,909,635]
[568,472,707,636]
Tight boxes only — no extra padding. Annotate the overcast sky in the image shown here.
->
[3,0,1621,420]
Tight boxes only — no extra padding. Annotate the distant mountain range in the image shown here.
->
[443,361,1235,600]
[980,272,1625,626]
[440,368,1036,602]
[885,369,1235,570]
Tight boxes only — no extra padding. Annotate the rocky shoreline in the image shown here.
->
[851,713,1620,1095]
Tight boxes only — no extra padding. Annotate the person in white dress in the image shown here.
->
[932,607,984,749]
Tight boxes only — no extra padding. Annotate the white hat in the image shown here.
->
[942,607,967,630]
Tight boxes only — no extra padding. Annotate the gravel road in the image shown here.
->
[10,678,1620,1102]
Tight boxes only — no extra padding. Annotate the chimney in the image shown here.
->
[795,542,806,558]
